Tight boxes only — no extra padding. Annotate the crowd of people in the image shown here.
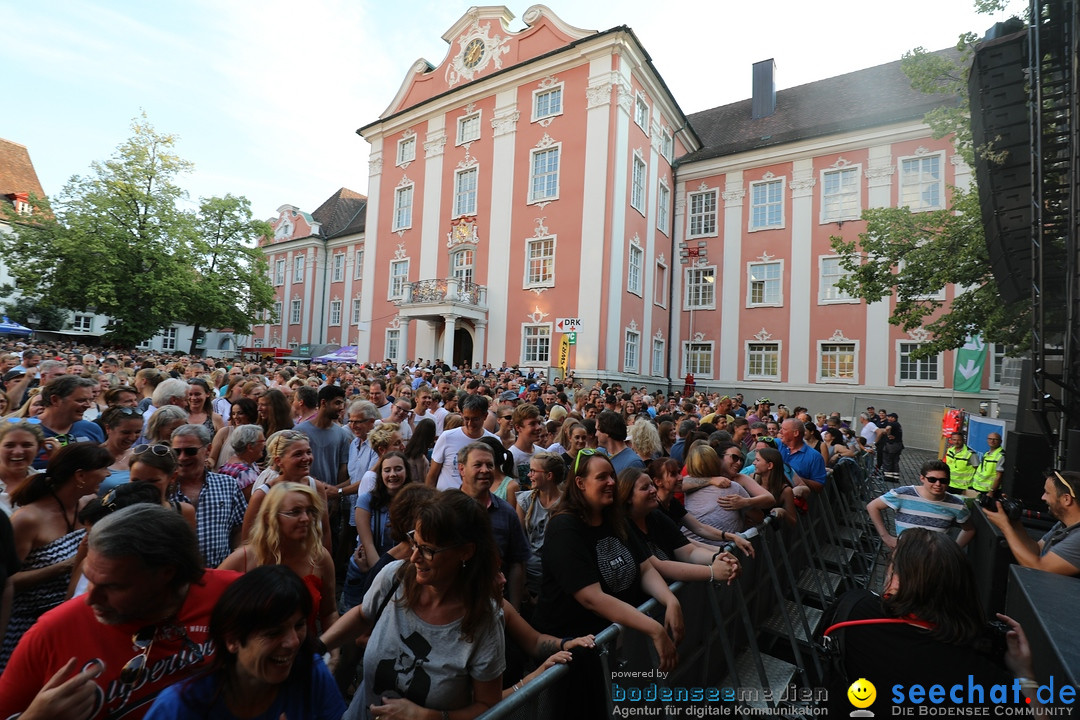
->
[0,341,1067,717]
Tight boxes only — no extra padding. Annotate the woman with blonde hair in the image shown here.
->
[628,420,662,463]
[241,430,332,553]
[220,482,338,632]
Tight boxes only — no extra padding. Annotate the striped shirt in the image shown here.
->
[879,485,970,534]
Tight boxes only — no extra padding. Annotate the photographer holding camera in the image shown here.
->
[983,469,1080,577]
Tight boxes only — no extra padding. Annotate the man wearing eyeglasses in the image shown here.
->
[426,394,497,490]
[983,470,1080,576]
[866,460,974,550]
[0,504,237,720]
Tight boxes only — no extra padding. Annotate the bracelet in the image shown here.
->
[512,681,523,692]
[709,563,715,583]
[559,637,572,651]
[1016,677,1038,689]
[314,638,328,655]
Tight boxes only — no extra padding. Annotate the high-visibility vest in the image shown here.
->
[945,446,977,488]
[972,446,1004,492]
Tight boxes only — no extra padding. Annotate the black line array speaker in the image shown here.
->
[968,26,1031,304]
[1002,430,1054,503]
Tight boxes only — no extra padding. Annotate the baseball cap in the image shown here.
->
[528,384,540,391]
[498,390,520,402]
[756,397,772,405]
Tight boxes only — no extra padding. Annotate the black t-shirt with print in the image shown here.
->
[533,512,649,637]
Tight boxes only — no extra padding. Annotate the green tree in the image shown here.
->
[1,295,68,331]
[0,114,272,349]
[830,2,1028,358]
[181,194,275,354]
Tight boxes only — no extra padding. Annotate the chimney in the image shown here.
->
[752,59,776,119]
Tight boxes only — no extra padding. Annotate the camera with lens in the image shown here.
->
[977,489,1022,521]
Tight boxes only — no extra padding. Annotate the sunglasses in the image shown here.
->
[173,446,203,457]
[923,475,949,485]
[110,406,143,417]
[133,443,174,457]
[4,417,41,424]
[1054,471,1076,498]
[121,626,156,686]
[573,447,601,475]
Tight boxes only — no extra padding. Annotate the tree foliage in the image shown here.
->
[181,195,275,354]
[0,114,273,348]
[832,3,1028,358]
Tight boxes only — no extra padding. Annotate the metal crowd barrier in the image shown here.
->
[478,473,886,720]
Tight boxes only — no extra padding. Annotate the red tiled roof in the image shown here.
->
[311,187,367,238]
[0,138,46,203]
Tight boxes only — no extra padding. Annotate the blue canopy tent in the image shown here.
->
[312,346,357,363]
[0,317,32,337]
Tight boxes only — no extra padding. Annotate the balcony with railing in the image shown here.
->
[396,278,488,322]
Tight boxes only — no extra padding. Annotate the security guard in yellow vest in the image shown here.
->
[972,432,1004,492]
[944,431,978,491]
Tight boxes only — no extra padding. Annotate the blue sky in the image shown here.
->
[2,0,1020,221]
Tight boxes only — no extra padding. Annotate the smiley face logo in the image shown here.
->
[847,677,876,709]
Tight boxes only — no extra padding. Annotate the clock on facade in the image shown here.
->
[463,38,485,69]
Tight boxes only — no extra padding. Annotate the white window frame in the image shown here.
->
[652,338,666,377]
[745,341,781,381]
[682,341,714,379]
[524,236,556,289]
[818,255,858,304]
[684,266,716,310]
[331,253,344,283]
[389,259,409,300]
[627,244,643,296]
[532,84,564,122]
[393,184,414,231]
[329,300,342,326]
[451,248,474,286]
[656,180,670,235]
[820,165,862,223]
[634,92,649,130]
[396,136,416,166]
[630,153,647,214]
[746,260,784,307]
[990,343,1007,388]
[289,299,302,325]
[272,301,283,324]
[161,327,177,351]
[274,259,285,285]
[817,340,860,384]
[72,315,93,332]
[522,324,552,365]
[687,189,719,238]
[654,258,668,308]
[352,298,362,325]
[456,111,482,145]
[137,338,152,349]
[385,329,401,363]
[896,341,944,387]
[624,329,640,373]
[899,151,945,211]
[749,177,785,231]
[660,127,673,163]
[528,145,561,204]
[454,166,479,218]
[354,249,364,280]
[293,255,305,283]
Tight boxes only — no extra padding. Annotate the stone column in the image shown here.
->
[442,314,458,366]
[399,318,411,364]
[474,321,487,366]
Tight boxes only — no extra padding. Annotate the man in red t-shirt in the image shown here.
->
[0,504,238,720]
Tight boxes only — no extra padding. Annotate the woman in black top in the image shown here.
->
[617,468,739,584]
[821,529,1039,714]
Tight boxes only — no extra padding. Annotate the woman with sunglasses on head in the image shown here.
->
[220,483,338,634]
[749,447,798,527]
[241,430,332,554]
[127,442,197,529]
[0,442,112,670]
[324,489,504,720]
[531,448,682,715]
[186,379,224,434]
[209,397,259,469]
[647,458,756,557]
[617,467,741,585]
[0,420,45,515]
[145,565,346,720]
[97,405,145,495]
